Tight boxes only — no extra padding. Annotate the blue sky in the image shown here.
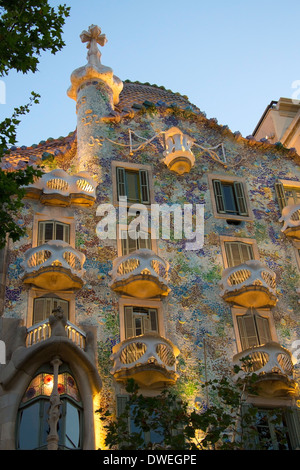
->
[2,0,300,147]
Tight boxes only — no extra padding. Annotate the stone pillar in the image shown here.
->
[47,356,62,450]
[67,25,123,175]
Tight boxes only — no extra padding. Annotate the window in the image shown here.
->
[116,396,165,449]
[275,180,300,222]
[255,409,291,450]
[212,179,248,217]
[116,167,150,204]
[38,220,70,245]
[17,368,82,450]
[120,229,152,256]
[33,294,69,324]
[124,306,158,339]
[224,241,254,267]
[237,310,272,350]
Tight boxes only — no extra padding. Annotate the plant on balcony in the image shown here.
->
[97,358,291,450]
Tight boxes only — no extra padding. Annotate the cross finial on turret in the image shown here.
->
[80,24,107,67]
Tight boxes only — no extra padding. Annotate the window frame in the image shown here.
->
[275,179,300,211]
[112,161,154,208]
[119,298,164,342]
[32,293,69,324]
[232,307,277,353]
[220,236,259,269]
[26,288,75,328]
[16,367,83,450]
[32,212,75,249]
[117,224,156,257]
[208,174,253,221]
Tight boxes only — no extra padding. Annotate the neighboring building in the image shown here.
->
[1,25,300,450]
[253,97,300,155]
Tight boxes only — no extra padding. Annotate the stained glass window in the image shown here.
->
[17,369,82,450]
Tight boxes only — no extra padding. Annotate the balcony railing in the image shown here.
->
[163,127,195,175]
[233,341,298,397]
[26,319,86,349]
[220,260,277,308]
[110,333,180,388]
[24,169,96,206]
[279,203,300,239]
[21,240,85,290]
[109,249,170,298]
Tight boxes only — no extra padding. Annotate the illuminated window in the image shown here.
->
[17,368,82,450]
[124,306,158,339]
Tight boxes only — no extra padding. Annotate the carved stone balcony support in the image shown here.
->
[279,203,300,239]
[163,127,195,175]
[233,341,298,398]
[24,169,96,207]
[220,260,277,308]
[21,240,85,290]
[110,333,180,388]
[109,249,170,299]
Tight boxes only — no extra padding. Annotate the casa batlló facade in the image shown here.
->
[1,25,300,450]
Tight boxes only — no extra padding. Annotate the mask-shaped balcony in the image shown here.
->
[220,260,277,308]
[21,240,85,290]
[163,127,195,175]
[233,341,298,398]
[24,169,96,207]
[110,333,180,388]
[279,203,300,240]
[109,249,170,299]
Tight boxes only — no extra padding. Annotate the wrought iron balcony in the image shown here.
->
[109,248,170,298]
[279,203,300,240]
[220,260,277,308]
[24,169,96,206]
[21,240,85,290]
[233,341,298,398]
[110,333,180,388]
[163,127,195,175]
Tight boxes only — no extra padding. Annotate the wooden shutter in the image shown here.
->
[225,242,253,267]
[38,221,52,245]
[33,298,47,323]
[149,309,158,333]
[275,181,287,212]
[255,314,271,345]
[124,307,134,339]
[117,167,127,200]
[233,182,248,216]
[237,313,259,349]
[139,169,150,204]
[55,222,70,243]
[213,180,226,213]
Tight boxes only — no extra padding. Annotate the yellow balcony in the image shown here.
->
[24,169,96,207]
[109,249,170,299]
[21,240,85,290]
[110,333,180,388]
[279,203,300,240]
[220,260,277,308]
[233,341,298,398]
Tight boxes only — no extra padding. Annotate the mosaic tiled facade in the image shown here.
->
[1,25,300,450]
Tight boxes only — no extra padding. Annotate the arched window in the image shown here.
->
[17,365,82,450]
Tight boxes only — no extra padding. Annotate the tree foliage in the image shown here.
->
[98,360,290,450]
[0,1,70,248]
